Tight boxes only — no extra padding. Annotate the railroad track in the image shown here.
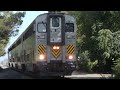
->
[10,68,67,79]
[0,65,67,79]
[0,65,112,79]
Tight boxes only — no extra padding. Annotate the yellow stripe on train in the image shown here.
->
[38,45,46,54]
[66,45,75,55]
[51,46,61,59]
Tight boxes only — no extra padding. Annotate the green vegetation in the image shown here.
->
[0,11,25,56]
[112,58,120,78]
[77,50,98,72]
[67,11,120,74]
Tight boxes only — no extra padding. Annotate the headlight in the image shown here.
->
[39,54,45,60]
[53,46,57,49]
[68,55,73,60]
[56,46,60,49]
[53,46,60,50]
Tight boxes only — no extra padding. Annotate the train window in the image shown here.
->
[21,55,23,62]
[13,58,14,62]
[52,17,59,27]
[27,54,29,61]
[65,23,74,32]
[33,50,34,60]
[24,50,26,61]
[17,57,20,62]
[37,23,46,33]
[24,25,34,41]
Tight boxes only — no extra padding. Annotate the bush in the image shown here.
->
[77,51,98,72]
[112,58,120,78]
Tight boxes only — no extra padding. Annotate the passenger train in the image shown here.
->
[8,11,77,76]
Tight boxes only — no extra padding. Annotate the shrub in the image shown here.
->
[112,58,120,78]
[77,51,98,72]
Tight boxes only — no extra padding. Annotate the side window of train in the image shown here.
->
[21,55,23,62]
[65,23,74,32]
[27,54,29,61]
[33,50,34,60]
[37,23,46,33]
[13,58,14,62]
[17,57,20,62]
[24,50,26,61]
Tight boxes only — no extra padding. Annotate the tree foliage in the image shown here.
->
[77,50,98,72]
[0,11,25,56]
[67,11,120,73]
[112,58,120,78]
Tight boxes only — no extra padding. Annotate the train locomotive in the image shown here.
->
[8,11,77,76]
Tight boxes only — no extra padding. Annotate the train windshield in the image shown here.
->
[52,17,59,27]
[65,23,74,32]
[37,23,46,33]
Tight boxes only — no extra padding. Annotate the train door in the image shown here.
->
[47,14,65,63]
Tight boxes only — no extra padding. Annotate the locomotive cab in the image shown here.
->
[35,12,76,76]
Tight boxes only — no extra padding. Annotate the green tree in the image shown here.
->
[0,11,25,56]
[112,31,120,60]
[97,29,113,72]
[112,58,120,78]
[67,11,120,73]
[97,29,113,60]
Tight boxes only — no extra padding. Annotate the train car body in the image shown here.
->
[8,12,77,76]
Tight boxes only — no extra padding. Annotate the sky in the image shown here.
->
[0,11,48,62]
